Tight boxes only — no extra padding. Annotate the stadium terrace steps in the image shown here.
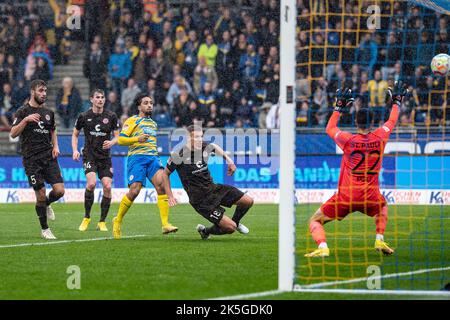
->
[0,132,19,156]
[46,41,89,130]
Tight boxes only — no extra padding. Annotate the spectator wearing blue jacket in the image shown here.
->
[108,44,132,99]
[239,44,261,97]
[356,33,378,78]
[197,81,216,121]
[32,47,54,79]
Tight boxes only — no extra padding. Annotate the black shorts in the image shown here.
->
[83,157,113,179]
[191,184,245,225]
[23,156,64,190]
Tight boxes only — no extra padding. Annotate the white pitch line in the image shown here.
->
[0,234,150,248]
[0,234,448,249]
[208,290,284,300]
[300,266,450,289]
[208,287,450,300]
[209,267,450,300]
[292,288,450,297]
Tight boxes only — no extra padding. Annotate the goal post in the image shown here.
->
[278,0,297,292]
[278,0,450,296]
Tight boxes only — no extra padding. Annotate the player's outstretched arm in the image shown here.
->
[326,88,354,137]
[72,128,81,161]
[326,88,353,149]
[117,118,148,146]
[210,143,236,176]
[384,81,408,132]
[118,133,149,145]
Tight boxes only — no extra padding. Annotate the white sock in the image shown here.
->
[318,242,328,249]
[376,234,384,241]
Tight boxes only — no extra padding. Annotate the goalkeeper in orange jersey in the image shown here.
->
[304,81,409,258]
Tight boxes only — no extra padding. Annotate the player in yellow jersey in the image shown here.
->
[112,94,178,238]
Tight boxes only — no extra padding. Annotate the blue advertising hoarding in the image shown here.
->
[0,156,222,190]
[396,156,450,189]
[225,155,396,189]
[0,155,447,190]
[0,157,125,188]
[57,132,450,156]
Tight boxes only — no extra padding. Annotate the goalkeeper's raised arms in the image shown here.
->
[386,80,409,107]
[334,88,354,113]
[382,104,399,135]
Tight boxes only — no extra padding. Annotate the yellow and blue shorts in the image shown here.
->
[126,155,163,187]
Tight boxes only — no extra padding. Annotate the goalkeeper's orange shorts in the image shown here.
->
[321,194,387,220]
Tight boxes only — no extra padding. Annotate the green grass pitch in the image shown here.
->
[0,203,448,300]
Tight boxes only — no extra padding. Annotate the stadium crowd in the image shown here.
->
[0,0,74,130]
[0,0,449,131]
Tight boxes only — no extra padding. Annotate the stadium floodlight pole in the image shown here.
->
[278,0,297,292]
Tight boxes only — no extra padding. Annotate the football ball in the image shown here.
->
[430,53,450,77]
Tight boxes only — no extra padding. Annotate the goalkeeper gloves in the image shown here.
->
[334,88,354,112]
[386,80,409,106]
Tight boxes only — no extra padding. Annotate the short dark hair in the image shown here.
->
[186,124,203,134]
[356,108,374,129]
[90,88,105,98]
[134,93,152,108]
[30,79,46,91]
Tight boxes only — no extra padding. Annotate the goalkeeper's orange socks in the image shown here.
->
[157,194,169,227]
[116,195,133,223]
[310,220,327,247]
[375,205,388,235]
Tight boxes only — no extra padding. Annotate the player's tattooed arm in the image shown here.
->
[72,128,81,161]
[103,130,120,149]
[51,129,60,159]
[210,143,236,176]
[10,113,40,138]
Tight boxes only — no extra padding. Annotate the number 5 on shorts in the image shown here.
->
[30,175,36,185]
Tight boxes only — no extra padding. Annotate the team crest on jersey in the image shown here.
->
[110,167,114,173]
[123,124,129,130]
[129,175,134,181]
[45,115,50,121]
[103,118,109,124]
